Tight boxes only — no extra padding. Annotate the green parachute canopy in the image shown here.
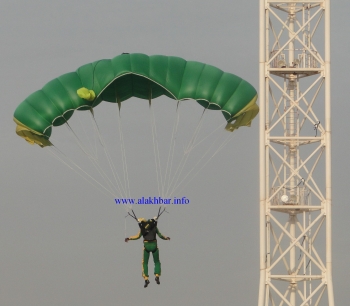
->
[14,53,258,147]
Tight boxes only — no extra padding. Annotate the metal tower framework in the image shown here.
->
[258,1,334,305]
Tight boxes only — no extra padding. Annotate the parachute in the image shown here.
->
[13,53,259,205]
[13,53,258,147]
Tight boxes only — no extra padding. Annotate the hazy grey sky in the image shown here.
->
[1,1,349,305]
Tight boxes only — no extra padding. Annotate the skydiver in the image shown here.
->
[125,217,170,288]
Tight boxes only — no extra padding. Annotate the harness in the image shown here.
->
[127,206,167,239]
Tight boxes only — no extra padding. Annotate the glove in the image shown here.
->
[166,237,170,240]
[125,238,129,242]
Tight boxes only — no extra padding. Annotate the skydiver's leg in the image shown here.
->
[152,248,161,278]
[142,248,150,280]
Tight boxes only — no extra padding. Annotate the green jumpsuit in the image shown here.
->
[128,227,169,280]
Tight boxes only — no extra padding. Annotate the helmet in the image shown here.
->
[138,218,157,234]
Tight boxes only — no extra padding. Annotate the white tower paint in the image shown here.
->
[258,1,334,305]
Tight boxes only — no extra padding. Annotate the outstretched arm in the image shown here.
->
[156,228,170,240]
[125,230,142,242]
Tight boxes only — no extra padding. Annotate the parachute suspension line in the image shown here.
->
[165,106,208,198]
[125,214,127,238]
[189,120,227,151]
[162,100,182,199]
[184,107,208,154]
[166,113,228,198]
[88,109,99,159]
[64,121,97,161]
[64,120,119,196]
[157,205,167,218]
[168,117,229,196]
[149,91,164,197]
[89,112,128,199]
[89,61,132,198]
[117,100,131,199]
[47,145,116,198]
[125,207,142,239]
[167,129,220,197]
[169,132,235,198]
[114,88,129,200]
[124,210,140,234]
[77,111,97,160]
[149,97,161,196]
[63,121,121,198]
[167,115,234,197]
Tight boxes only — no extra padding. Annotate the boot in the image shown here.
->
[144,279,150,288]
[155,275,160,285]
